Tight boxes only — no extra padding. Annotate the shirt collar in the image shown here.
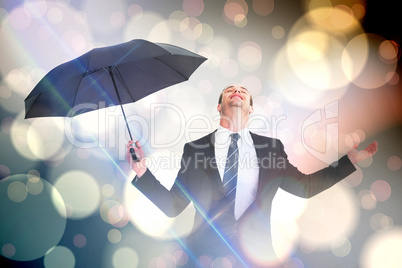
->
[215,126,251,145]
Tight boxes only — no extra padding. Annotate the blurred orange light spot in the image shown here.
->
[386,71,400,85]
[331,5,355,29]
[223,0,248,25]
[182,0,204,17]
[379,40,400,63]
[351,3,366,19]
[252,0,274,16]
[345,34,398,89]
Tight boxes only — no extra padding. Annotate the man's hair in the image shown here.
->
[218,85,253,106]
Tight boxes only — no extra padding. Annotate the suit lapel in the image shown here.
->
[250,132,271,197]
[250,132,267,169]
[202,130,225,193]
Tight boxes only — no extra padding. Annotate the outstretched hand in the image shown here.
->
[347,141,379,164]
[126,141,147,178]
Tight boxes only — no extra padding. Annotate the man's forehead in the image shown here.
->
[223,84,249,92]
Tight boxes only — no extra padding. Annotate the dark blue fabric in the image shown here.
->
[25,39,206,119]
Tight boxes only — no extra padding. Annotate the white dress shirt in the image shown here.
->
[214,126,259,220]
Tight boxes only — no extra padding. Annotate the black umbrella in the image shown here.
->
[25,39,207,160]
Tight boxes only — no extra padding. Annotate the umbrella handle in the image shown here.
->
[129,147,139,162]
[108,69,139,163]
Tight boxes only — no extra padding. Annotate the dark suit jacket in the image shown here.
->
[132,130,356,264]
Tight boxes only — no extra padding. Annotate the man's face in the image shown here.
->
[217,84,253,114]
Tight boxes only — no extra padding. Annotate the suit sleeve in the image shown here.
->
[132,144,192,217]
[278,140,356,198]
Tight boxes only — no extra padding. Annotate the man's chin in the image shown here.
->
[229,99,243,105]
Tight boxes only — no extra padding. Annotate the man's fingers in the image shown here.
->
[132,146,140,154]
[127,140,135,148]
[127,141,141,152]
[135,145,145,159]
[365,141,378,153]
[127,141,142,149]
[126,141,146,161]
[128,143,145,159]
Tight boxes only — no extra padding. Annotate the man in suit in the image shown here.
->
[127,84,378,267]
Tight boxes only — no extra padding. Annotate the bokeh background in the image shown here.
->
[1,0,401,267]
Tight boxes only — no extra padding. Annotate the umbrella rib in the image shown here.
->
[24,92,42,119]
[70,73,86,116]
[107,68,135,141]
[114,66,136,103]
[154,57,188,81]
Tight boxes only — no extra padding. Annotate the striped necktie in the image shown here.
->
[223,133,240,208]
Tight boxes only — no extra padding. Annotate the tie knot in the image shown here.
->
[231,133,240,143]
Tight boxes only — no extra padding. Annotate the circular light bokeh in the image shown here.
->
[100,199,130,228]
[0,174,66,261]
[44,246,75,268]
[24,0,47,19]
[195,23,214,44]
[387,156,401,171]
[360,227,402,268]
[180,16,202,41]
[223,0,248,26]
[296,184,359,249]
[0,164,10,180]
[271,45,348,109]
[11,110,68,163]
[345,34,398,89]
[370,180,391,202]
[370,213,394,232]
[53,170,101,219]
[73,234,87,248]
[357,190,377,211]
[107,229,122,244]
[272,25,285,40]
[331,236,352,257]
[112,247,139,268]
[286,30,350,90]
[272,2,372,108]
[378,40,400,64]
[252,0,274,16]
[183,0,204,17]
[238,41,262,71]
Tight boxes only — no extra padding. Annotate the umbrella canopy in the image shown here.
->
[25,39,207,119]
[25,39,206,161]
